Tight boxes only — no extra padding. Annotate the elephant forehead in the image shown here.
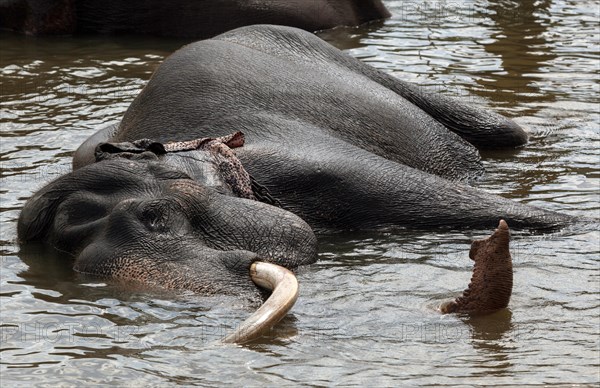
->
[162,142,255,200]
[167,179,208,197]
[97,132,256,200]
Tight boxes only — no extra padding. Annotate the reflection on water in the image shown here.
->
[476,0,557,106]
[1,0,599,385]
[318,20,386,50]
[463,309,514,377]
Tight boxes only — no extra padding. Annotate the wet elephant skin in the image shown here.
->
[74,25,571,232]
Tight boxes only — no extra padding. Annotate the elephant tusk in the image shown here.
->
[222,261,299,344]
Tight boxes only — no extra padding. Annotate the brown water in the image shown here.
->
[1,0,599,385]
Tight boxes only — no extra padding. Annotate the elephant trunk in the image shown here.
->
[223,261,299,344]
[440,219,513,314]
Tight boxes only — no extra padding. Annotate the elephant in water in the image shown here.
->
[18,25,575,342]
[0,0,390,37]
[73,24,569,231]
[18,133,518,342]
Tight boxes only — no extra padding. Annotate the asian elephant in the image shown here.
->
[18,25,577,341]
[73,24,570,231]
[0,0,390,37]
[16,134,514,343]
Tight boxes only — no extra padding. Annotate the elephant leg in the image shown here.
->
[241,137,573,231]
[215,25,527,148]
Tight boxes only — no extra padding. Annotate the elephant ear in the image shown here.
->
[219,131,245,149]
[17,169,90,244]
[17,159,190,245]
[166,132,279,206]
[18,184,67,243]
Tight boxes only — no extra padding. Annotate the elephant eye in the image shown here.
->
[136,201,188,236]
[140,207,167,232]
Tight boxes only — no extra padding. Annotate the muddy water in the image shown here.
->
[1,0,598,385]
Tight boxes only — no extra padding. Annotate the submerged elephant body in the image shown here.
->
[0,0,390,37]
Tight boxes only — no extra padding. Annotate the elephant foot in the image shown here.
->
[440,220,513,314]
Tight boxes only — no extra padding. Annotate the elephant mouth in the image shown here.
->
[94,134,304,343]
[223,261,299,344]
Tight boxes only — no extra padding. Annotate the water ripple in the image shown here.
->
[1,0,599,385]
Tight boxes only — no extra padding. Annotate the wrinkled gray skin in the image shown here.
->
[74,25,571,232]
[18,156,318,302]
[0,0,390,37]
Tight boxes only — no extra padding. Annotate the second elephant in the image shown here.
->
[0,0,390,37]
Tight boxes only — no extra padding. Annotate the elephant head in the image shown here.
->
[18,134,317,341]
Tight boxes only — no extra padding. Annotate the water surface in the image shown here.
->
[1,0,599,385]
